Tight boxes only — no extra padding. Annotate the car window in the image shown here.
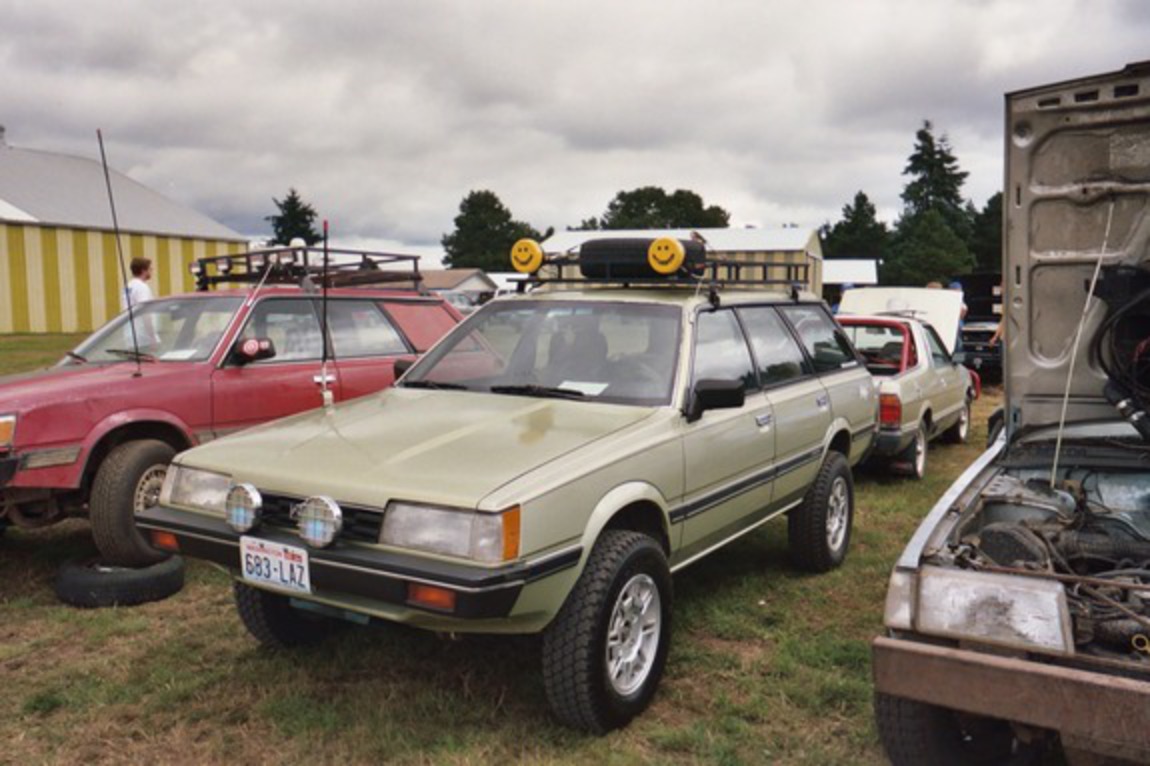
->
[923,324,952,368]
[780,305,857,373]
[327,300,407,358]
[843,322,917,373]
[737,306,809,387]
[239,299,323,363]
[74,296,243,363]
[404,300,681,406]
[692,309,756,391]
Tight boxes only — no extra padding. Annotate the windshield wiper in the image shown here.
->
[489,384,586,400]
[402,380,470,391]
[65,351,87,363]
[105,348,157,362]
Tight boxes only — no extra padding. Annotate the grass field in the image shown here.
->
[1,334,1002,764]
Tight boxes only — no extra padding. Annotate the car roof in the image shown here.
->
[155,285,448,302]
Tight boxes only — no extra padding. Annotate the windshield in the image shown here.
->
[403,300,682,406]
[70,296,243,363]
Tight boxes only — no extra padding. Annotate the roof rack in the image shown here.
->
[190,245,425,292]
[510,237,810,292]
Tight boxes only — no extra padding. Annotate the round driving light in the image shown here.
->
[648,237,685,275]
[249,253,267,270]
[189,261,203,276]
[216,257,233,275]
[294,496,343,548]
[225,482,262,533]
[510,238,544,274]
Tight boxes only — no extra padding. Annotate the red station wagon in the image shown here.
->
[0,245,461,571]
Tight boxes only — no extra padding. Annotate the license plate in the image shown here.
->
[240,536,311,594]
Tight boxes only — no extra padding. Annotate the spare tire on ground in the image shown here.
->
[54,555,186,608]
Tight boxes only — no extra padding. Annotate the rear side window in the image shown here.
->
[382,301,459,352]
[736,306,808,386]
[327,300,407,357]
[780,305,857,373]
[692,310,756,391]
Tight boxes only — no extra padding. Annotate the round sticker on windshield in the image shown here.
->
[510,239,544,274]
[648,237,685,275]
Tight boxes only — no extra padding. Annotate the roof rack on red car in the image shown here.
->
[190,244,425,292]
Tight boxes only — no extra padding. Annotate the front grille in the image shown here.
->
[259,492,384,543]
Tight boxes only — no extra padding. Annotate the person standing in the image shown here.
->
[121,257,158,349]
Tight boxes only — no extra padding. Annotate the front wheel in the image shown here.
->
[541,529,672,734]
[874,692,1041,766]
[788,451,854,573]
[90,439,176,567]
[233,582,333,648]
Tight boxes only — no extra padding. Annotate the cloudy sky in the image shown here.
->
[3,1,1147,262]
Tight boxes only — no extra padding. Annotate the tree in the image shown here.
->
[820,191,889,259]
[968,192,1004,272]
[881,210,974,286]
[592,186,730,230]
[441,190,550,271]
[900,120,972,243]
[265,188,321,245]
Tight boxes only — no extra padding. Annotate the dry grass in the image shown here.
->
[1,334,1010,764]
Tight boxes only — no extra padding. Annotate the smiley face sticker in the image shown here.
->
[510,239,544,274]
[647,237,686,275]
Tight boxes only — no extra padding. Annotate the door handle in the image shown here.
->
[755,413,773,428]
[815,394,829,409]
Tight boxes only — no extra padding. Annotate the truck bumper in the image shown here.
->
[872,635,1150,761]
[0,456,16,488]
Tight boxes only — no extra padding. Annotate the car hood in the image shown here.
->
[1004,61,1150,435]
[0,362,197,413]
[839,287,963,354]
[175,387,658,510]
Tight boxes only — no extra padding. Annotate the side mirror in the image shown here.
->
[232,337,277,365]
[685,378,745,423]
[393,357,414,379]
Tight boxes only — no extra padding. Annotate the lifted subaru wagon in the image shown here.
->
[139,236,876,732]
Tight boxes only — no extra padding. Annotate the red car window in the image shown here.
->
[383,301,459,352]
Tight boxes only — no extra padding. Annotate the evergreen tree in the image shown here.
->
[441,190,550,271]
[969,192,1004,272]
[900,120,972,243]
[820,191,889,259]
[265,188,321,245]
[595,186,730,229]
[881,209,974,286]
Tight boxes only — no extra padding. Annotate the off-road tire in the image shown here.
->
[788,451,853,573]
[874,692,1037,766]
[943,399,972,444]
[54,555,185,608]
[234,581,333,648]
[90,439,175,567]
[898,422,928,480]
[541,529,672,734]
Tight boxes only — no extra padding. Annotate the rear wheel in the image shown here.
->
[541,529,672,733]
[788,451,853,573]
[899,422,928,480]
[874,692,1041,766]
[234,582,333,648]
[943,400,971,444]
[90,439,175,567]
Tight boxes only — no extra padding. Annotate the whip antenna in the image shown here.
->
[97,129,142,378]
[320,220,334,409]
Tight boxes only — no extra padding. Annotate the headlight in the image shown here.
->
[294,496,342,548]
[914,565,1074,655]
[161,465,231,514]
[381,502,520,563]
[226,483,263,533]
[0,414,15,451]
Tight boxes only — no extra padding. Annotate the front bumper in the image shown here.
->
[873,635,1150,761]
[0,456,16,487]
[138,505,581,627]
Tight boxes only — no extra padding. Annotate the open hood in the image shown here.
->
[1004,61,1150,436]
[839,287,963,354]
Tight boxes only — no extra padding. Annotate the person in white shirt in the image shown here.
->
[121,257,158,349]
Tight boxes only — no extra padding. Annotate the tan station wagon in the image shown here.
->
[138,237,877,732]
